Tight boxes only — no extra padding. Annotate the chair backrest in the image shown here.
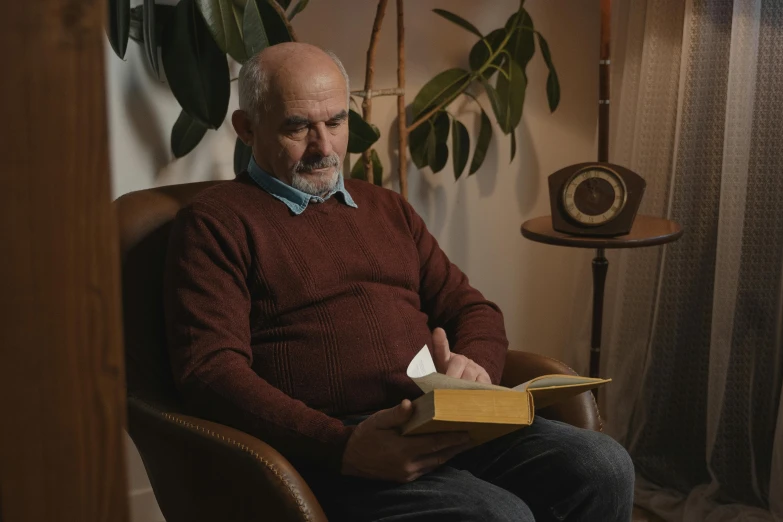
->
[115,181,223,410]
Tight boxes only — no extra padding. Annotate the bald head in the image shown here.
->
[231,43,351,197]
[238,43,350,122]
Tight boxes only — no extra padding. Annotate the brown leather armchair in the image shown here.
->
[115,182,602,522]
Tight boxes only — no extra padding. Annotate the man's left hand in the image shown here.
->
[431,328,492,384]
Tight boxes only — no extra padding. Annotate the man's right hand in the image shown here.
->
[341,399,472,483]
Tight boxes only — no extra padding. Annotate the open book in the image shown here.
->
[401,346,610,444]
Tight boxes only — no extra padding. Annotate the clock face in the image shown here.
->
[562,168,627,226]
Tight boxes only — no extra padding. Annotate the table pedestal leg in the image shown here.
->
[590,248,608,397]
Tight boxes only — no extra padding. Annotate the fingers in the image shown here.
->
[370,399,414,429]
[461,362,482,382]
[404,430,470,458]
[406,441,474,481]
[445,353,469,378]
[431,328,451,372]
[476,368,492,384]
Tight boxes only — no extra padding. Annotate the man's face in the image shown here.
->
[249,66,349,196]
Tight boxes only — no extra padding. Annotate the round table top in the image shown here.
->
[521,215,683,249]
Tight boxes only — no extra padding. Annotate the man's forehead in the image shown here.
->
[278,86,347,115]
[281,108,348,126]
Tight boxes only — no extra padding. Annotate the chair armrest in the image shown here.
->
[500,351,602,432]
[127,397,327,522]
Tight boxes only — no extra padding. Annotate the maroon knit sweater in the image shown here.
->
[164,173,508,470]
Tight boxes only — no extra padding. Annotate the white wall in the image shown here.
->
[107,2,599,520]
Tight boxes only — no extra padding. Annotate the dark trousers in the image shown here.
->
[296,417,635,521]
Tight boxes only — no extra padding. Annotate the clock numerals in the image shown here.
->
[562,167,628,227]
[550,162,644,237]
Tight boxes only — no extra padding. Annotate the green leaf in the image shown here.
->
[411,68,470,119]
[430,143,449,173]
[429,112,449,173]
[433,111,449,142]
[510,128,517,162]
[409,121,430,169]
[469,110,493,175]
[162,0,231,129]
[243,0,269,55]
[171,110,209,158]
[142,0,160,77]
[244,0,292,57]
[130,4,174,48]
[495,58,526,133]
[451,119,470,180]
[537,33,560,112]
[410,112,448,170]
[481,79,506,129]
[288,0,309,20]
[505,9,535,72]
[276,0,291,9]
[233,138,253,175]
[196,0,247,63]
[107,0,130,59]
[348,110,380,153]
[432,9,482,38]
[350,149,383,186]
[129,5,143,44]
[350,155,363,179]
[468,28,506,79]
[426,127,438,169]
[425,130,449,174]
[156,5,176,44]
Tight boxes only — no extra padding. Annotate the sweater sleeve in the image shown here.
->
[399,199,509,384]
[164,204,354,471]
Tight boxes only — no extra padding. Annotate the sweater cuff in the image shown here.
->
[320,424,357,472]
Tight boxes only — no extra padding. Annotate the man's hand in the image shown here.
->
[341,400,472,483]
[432,327,492,384]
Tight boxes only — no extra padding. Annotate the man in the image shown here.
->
[164,42,634,521]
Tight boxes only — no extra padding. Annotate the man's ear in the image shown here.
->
[231,110,254,146]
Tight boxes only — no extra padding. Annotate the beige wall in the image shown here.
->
[107,1,599,520]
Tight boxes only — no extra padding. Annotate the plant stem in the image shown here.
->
[397,0,407,199]
[362,0,389,183]
[405,25,534,134]
[270,1,298,41]
[351,88,405,97]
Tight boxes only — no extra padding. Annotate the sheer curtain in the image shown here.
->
[603,0,783,520]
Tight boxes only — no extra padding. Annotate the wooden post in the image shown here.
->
[591,0,612,390]
[0,1,129,521]
[396,0,408,200]
[598,0,611,162]
[362,0,389,183]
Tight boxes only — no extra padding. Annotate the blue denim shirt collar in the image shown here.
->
[246,156,357,215]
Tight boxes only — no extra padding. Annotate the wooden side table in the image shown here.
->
[521,215,683,385]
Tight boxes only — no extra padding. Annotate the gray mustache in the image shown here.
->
[296,154,340,173]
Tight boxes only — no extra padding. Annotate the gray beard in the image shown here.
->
[291,166,341,197]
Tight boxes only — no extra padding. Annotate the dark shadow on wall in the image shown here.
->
[122,66,169,177]
[514,120,540,217]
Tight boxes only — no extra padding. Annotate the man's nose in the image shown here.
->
[307,124,333,157]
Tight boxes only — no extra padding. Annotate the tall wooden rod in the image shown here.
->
[591,0,613,389]
[0,1,129,521]
[362,0,389,183]
[599,0,612,162]
[397,0,408,200]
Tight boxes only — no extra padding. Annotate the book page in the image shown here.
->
[406,345,438,378]
[513,375,611,391]
[406,346,512,394]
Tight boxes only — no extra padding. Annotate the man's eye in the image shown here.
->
[327,120,343,128]
[290,126,307,134]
